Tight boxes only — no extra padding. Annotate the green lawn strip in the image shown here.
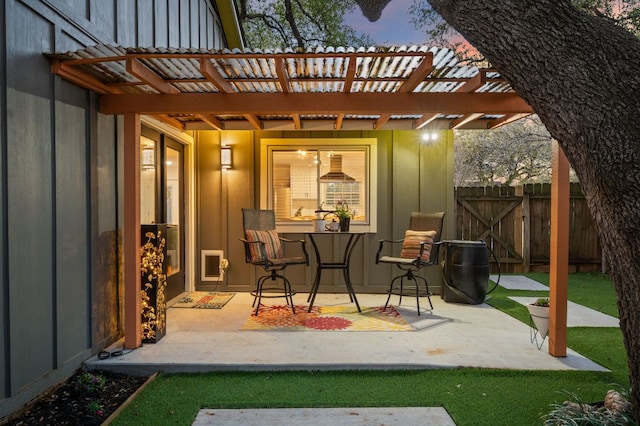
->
[113,273,627,426]
[112,369,622,426]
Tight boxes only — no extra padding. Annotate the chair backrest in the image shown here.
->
[242,208,276,232]
[409,212,445,242]
[409,212,445,263]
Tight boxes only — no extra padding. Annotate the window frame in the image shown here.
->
[260,138,378,233]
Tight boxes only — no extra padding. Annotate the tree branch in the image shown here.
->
[284,0,305,48]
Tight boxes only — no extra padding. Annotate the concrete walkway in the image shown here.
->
[510,296,619,327]
[491,274,549,290]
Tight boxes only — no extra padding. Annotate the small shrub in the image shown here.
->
[542,388,636,426]
[87,400,105,417]
[532,297,550,307]
[74,371,106,396]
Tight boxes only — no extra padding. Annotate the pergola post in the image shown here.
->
[123,113,142,349]
[549,139,569,356]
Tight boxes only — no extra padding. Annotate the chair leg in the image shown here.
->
[254,270,298,316]
[280,275,296,314]
[413,275,433,315]
[384,274,405,310]
[252,275,267,307]
[386,271,433,315]
[384,290,392,310]
[257,272,296,315]
[253,275,270,316]
[413,276,421,315]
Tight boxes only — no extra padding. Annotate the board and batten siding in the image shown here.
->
[0,0,227,418]
[195,130,455,296]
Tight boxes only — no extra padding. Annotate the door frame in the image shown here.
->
[141,117,196,294]
[163,137,185,300]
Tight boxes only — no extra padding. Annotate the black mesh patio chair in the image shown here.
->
[375,212,445,315]
[240,208,309,315]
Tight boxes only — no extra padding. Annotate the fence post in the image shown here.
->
[522,186,530,273]
[514,186,524,273]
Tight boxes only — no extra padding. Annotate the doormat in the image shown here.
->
[172,292,235,309]
[240,305,414,331]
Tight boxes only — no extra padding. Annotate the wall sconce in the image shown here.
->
[142,146,155,169]
[221,146,232,169]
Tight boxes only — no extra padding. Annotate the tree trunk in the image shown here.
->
[353,0,640,418]
[423,0,640,419]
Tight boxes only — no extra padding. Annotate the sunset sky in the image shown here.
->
[345,0,427,46]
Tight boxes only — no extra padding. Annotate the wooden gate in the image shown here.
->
[455,184,602,273]
[455,186,523,273]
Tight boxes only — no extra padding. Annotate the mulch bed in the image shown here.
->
[3,369,150,425]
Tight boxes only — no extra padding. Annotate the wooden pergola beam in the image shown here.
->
[399,53,434,93]
[244,114,262,130]
[335,113,345,129]
[292,113,301,129]
[152,115,185,131]
[126,58,179,94]
[488,113,531,129]
[375,114,391,129]
[100,92,532,116]
[343,56,358,93]
[199,59,236,93]
[450,113,485,129]
[197,113,224,130]
[51,62,124,95]
[413,113,439,129]
[457,69,487,93]
[275,58,291,93]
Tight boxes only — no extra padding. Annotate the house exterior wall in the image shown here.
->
[0,0,229,419]
[195,130,455,296]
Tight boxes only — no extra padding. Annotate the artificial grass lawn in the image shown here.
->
[113,273,627,426]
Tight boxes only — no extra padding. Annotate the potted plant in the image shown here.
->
[334,201,354,232]
[527,297,550,346]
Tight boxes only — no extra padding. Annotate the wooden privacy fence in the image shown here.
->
[454,183,603,273]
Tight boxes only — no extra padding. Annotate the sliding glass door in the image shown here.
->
[140,128,185,301]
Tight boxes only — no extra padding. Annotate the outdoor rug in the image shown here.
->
[240,305,414,331]
[171,292,235,309]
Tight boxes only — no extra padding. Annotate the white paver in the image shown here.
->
[192,407,456,426]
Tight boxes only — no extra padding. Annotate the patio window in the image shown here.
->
[261,138,377,232]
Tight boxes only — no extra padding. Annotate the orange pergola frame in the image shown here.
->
[549,140,570,356]
[48,46,568,356]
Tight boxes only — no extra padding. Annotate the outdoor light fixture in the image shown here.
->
[421,132,439,143]
[142,146,155,169]
[221,146,232,169]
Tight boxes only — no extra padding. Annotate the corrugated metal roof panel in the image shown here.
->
[49,44,531,130]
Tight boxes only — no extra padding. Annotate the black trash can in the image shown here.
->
[442,240,490,304]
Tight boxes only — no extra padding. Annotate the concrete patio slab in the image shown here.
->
[87,292,608,375]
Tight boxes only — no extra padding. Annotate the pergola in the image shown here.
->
[49,44,569,357]
[49,45,532,131]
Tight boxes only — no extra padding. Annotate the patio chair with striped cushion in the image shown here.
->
[375,212,445,315]
[240,208,309,315]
